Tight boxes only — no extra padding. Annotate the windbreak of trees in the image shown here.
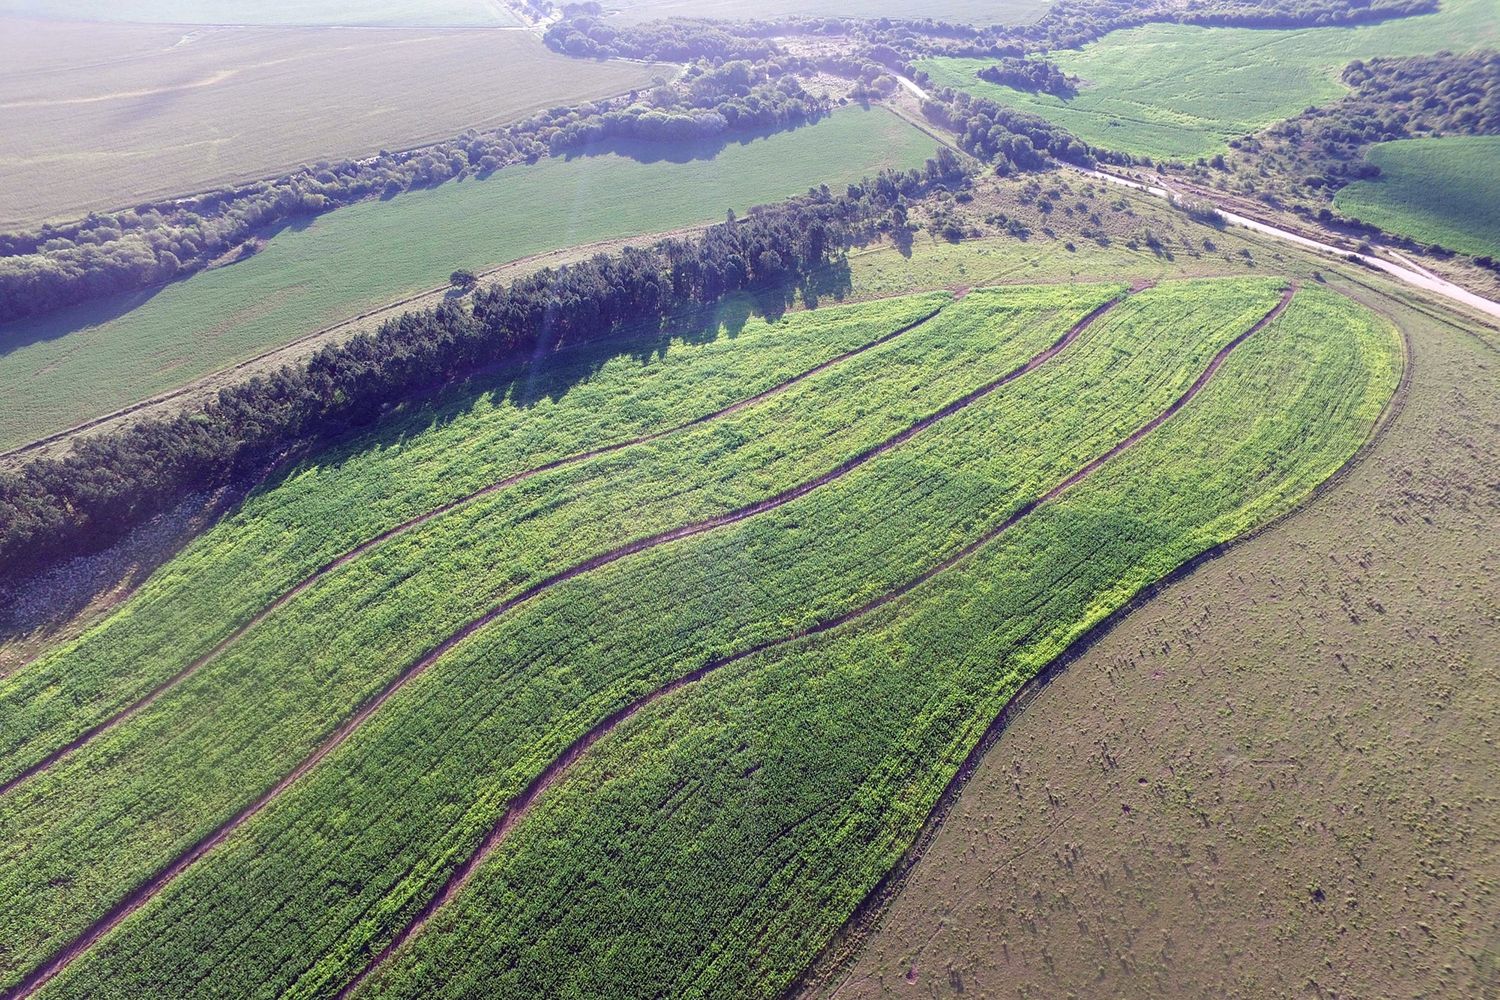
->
[921,90,1104,173]
[545,15,779,61]
[0,56,818,327]
[976,57,1076,96]
[548,72,827,151]
[0,153,967,578]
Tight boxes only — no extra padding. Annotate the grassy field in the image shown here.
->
[819,269,1498,1000]
[356,288,1397,1000]
[0,275,1399,998]
[0,285,1108,992]
[918,0,1498,161]
[607,0,1051,25]
[0,2,516,25]
[0,106,937,454]
[1334,136,1500,257]
[0,20,660,227]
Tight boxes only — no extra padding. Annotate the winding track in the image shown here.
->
[334,285,1297,997]
[2,291,1131,1000]
[0,301,956,800]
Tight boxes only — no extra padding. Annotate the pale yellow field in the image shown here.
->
[0,18,668,226]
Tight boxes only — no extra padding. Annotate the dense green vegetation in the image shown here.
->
[1334,136,1500,257]
[0,107,935,453]
[0,284,1123,992]
[918,0,1497,161]
[0,292,952,785]
[14,279,1332,999]
[358,286,1401,1000]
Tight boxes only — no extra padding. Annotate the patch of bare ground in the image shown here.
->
[806,273,1500,999]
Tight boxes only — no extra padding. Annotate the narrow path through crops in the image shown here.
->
[2,291,1130,1000]
[335,284,1297,998]
[0,303,953,800]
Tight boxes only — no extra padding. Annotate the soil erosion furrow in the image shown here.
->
[335,286,1294,998]
[0,304,956,799]
[3,295,1131,1000]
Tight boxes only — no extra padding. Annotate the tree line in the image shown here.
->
[0,55,816,327]
[0,155,968,580]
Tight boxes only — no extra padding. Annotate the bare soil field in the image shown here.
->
[811,270,1500,999]
[0,18,664,226]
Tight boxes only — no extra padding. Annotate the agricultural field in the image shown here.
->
[0,106,937,454]
[1334,136,1500,257]
[605,0,1051,25]
[0,1,516,25]
[0,271,1401,998]
[814,270,1499,1000]
[918,0,1498,161]
[0,19,661,227]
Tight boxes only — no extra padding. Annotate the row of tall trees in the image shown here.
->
[0,56,815,327]
[0,155,966,578]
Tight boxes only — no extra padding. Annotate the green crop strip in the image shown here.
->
[348,287,1401,1000]
[0,292,951,785]
[25,278,1298,1000]
[0,283,1125,993]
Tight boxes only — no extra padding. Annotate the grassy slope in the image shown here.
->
[353,287,1400,1000]
[1334,135,1500,257]
[0,1,516,25]
[609,0,1050,25]
[0,294,953,787]
[0,107,936,453]
[1,288,1111,992]
[823,276,1496,999]
[32,280,1286,999]
[918,0,1498,161]
[0,24,655,227]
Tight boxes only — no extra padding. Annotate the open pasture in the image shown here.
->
[919,0,1498,161]
[0,19,659,227]
[1335,135,1500,257]
[0,106,936,454]
[0,276,1400,998]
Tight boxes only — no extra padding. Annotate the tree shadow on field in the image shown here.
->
[269,259,855,491]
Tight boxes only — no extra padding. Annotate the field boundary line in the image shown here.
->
[332,286,1294,998]
[794,284,1427,1000]
[0,301,958,799]
[0,226,715,465]
[0,291,1130,1000]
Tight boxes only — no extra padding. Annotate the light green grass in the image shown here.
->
[609,0,1050,25]
[359,286,1402,1000]
[1334,135,1500,257]
[0,107,937,453]
[0,1,517,26]
[0,286,1115,993]
[919,0,1498,161]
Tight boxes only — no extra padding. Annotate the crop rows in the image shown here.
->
[0,290,951,783]
[19,279,1304,999]
[0,282,1123,991]
[353,286,1402,1000]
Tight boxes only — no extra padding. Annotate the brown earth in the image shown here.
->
[811,269,1500,1000]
